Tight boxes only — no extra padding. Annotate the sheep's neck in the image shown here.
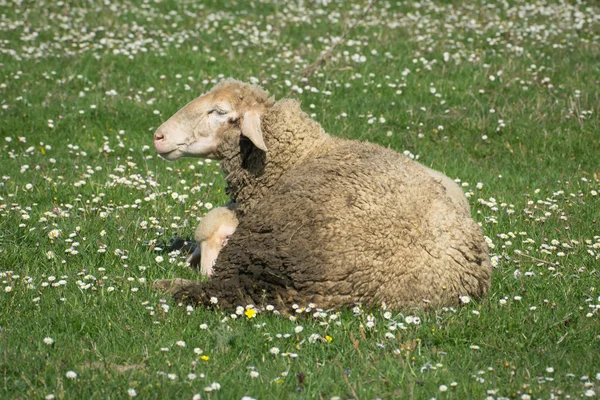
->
[220,124,332,216]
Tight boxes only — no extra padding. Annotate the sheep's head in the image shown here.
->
[154,79,274,160]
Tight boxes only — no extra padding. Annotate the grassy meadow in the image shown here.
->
[1,0,599,398]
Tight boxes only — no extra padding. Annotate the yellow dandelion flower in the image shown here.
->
[325,335,333,342]
[244,308,256,319]
[200,355,210,361]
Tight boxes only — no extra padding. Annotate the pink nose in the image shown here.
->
[154,130,165,142]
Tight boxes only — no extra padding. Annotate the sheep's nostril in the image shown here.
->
[154,132,165,141]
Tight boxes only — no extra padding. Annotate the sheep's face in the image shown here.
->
[154,79,272,161]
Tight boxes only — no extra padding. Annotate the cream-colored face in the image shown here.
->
[153,92,238,160]
[153,81,269,161]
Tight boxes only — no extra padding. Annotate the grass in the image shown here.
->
[1,0,599,399]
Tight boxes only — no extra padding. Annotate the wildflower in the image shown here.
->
[65,371,77,379]
[470,345,480,350]
[43,337,54,345]
[4,286,12,293]
[245,308,256,319]
[176,340,186,347]
[194,348,203,355]
[294,326,304,333]
[439,385,448,392]
[250,371,259,378]
[155,256,164,263]
[45,395,55,400]
[187,373,197,380]
[325,335,333,342]
[210,296,218,304]
[200,323,208,330]
[200,355,210,361]
[270,347,280,355]
[127,388,137,397]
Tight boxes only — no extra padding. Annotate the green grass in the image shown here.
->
[1,0,599,399]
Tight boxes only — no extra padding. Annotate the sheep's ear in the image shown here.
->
[240,111,267,152]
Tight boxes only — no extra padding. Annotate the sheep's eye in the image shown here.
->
[210,109,228,116]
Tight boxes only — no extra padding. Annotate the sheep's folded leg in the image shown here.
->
[152,278,195,294]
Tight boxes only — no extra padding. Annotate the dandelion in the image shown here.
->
[200,355,210,361]
[65,371,77,379]
[245,308,256,319]
[325,335,333,342]
[43,337,54,345]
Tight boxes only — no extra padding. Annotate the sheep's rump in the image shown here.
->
[174,139,491,311]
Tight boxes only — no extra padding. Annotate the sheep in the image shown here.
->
[153,78,492,311]
[187,206,239,276]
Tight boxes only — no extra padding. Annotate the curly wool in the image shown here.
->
[173,87,492,311]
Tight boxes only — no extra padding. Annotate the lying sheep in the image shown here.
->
[187,206,239,276]
[153,79,492,311]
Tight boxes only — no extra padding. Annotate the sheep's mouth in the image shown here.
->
[157,148,184,161]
